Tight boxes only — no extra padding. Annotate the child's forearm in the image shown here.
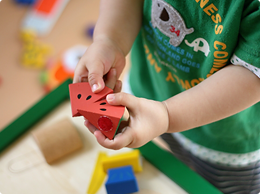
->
[164,65,260,133]
[94,0,144,56]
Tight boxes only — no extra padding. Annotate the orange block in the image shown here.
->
[35,0,58,14]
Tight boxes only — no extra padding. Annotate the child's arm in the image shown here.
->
[94,64,260,149]
[164,64,260,133]
[73,0,143,92]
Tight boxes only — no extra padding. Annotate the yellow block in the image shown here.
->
[87,152,108,194]
[20,29,52,69]
[20,30,36,43]
[102,150,143,173]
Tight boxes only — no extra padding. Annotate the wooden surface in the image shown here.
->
[0,0,100,130]
[0,100,187,194]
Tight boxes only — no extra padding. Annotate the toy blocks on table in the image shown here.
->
[87,150,142,194]
[22,0,70,35]
[102,150,143,173]
[20,30,52,69]
[0,78,223,194]
[41,45,87,93]
[69,82,125,140]
[14,0,36,5]
[105,165,139,194]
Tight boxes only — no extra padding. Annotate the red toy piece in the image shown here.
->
[69,82,125,140]
[69,82,113,117]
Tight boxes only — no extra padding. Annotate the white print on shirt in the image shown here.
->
[173,132,260,166]
[151,0,194,47]
[185,38,210,57]
[231,54,260,78]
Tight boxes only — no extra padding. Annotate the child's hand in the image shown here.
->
[85,92,169,150]
[73,37,126,93]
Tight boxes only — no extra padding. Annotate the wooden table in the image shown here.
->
[0,96,188,194]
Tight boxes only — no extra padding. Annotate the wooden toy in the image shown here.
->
[22,0,70,35]
[105,165,139,194]
[87,150,142,194]
[85,24,95,39]
[14,0,36,5]
[0,79,71,154]
[0,78,222,194]
[20,30,52,69]
[102,150,143,173]
[41,58,73,92]
[87,152,108,194]
[41,45,87,92]
[32,117,83,164]
[69,82,113,117]
[62,45,87,73]
[69,82,126,140]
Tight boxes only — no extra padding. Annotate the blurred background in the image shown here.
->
[0,0,128,130]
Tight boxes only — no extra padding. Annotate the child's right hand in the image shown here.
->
[73,37,126,93]
[85,92,169,150]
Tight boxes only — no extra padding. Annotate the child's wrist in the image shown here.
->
[94,34,126,56]
[161,101,170,134]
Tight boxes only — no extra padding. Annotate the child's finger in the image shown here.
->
[86,61,106,93]
[94,126,133,150]
[94,130,114,148]
[106,92,138,111]
[84,119,97,134]
[113,80,122,93]
[104,68,117,90]
[73,62,89,83]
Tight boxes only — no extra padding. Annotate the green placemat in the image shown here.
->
[138,141,222,194]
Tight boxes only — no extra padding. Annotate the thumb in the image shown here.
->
[106,92,138,111]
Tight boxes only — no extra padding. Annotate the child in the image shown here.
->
[74,0,260,193]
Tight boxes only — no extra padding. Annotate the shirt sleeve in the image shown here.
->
[231,0,260,78]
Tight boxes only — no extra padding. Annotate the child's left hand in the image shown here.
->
[85,92,169,150]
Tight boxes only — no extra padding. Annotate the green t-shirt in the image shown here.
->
[129,0,260,157]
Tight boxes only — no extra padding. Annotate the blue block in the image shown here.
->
[14,0,36,5]
[105,165,139,194]
[85,24,95,39]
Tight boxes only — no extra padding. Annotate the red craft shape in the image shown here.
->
[69,82,125,140]
[69,82,113,117]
